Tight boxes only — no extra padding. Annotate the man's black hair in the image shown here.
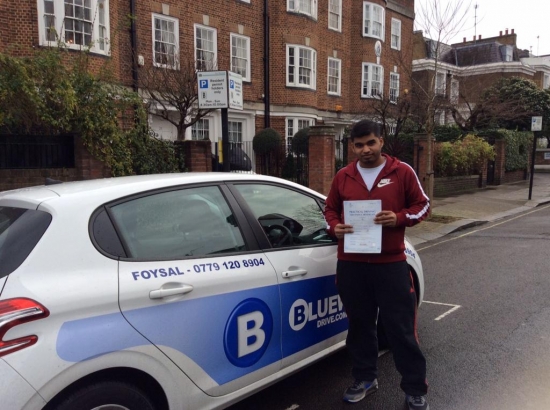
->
[349,119,382,140]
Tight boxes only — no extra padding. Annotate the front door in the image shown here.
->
[230,183,347,368]
[110,185,282,396]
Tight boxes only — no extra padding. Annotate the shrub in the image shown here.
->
[433,125,463,142]
[434,134,495,177]
[291,127,309,155]
[253,128,282,155]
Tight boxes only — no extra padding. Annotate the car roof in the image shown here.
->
[0,173,325,208]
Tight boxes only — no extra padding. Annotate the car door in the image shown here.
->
[111,184,282,397]
[229,182,347,368]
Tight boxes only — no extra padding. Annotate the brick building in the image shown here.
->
[1,0,416,157]
[412,29,550,128]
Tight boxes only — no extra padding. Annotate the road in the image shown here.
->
[228,204,550,410]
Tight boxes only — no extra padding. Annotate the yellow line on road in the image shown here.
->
[417,204,550,252]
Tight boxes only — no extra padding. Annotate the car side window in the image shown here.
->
[234,184,334,248]
[109,186,246,259]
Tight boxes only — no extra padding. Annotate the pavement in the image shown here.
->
[406,172,550,246]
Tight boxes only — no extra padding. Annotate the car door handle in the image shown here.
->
[282,269,308,278]
[149,284,194,299]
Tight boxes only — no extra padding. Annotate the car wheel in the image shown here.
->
[54,381,156,410]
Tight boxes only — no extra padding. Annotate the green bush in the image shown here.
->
[130,129,179,174]
[434,134,495,177]
[503,130,532,171]
[253,128,282,155]
[433,125,463,142]
[0,48,178,176]
[291,127,309,155]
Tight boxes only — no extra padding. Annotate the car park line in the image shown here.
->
[422,301,461,321]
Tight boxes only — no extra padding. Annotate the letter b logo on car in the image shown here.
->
[224,299,273,367]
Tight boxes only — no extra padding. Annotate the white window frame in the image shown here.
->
[287,0,318,19]
[362,63,384,98]
[37,0,110,55]
[391,18,401,50]
[191,118,210,140]
[230,33,251,82]
[228,121,244,145]
[286,117,315,151]
[152,14,179,69]
[543,74,550,90]
[389,72,399,103]
[363,2,385,41]
[194,24,217,71]
[436,111,446,125]
[286,45,317,90]
[327,57,341,96]
[450,79,459,104]
[435,71,446,96]
[328,0,342,32]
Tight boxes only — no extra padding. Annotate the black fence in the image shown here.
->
[0,135,75,169]
[212,141,255,173]
[211,140,309,187]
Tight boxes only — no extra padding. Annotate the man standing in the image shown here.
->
[324,120,430,410]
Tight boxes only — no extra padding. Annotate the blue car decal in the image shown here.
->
[57,275,347,386]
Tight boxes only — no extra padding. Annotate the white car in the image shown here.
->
[0,173,424,410]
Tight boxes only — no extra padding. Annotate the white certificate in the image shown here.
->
[343,200,382,254]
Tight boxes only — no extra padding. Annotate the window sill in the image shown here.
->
[328,27,342,34]
[362,34,384,41]
[40,42,111,58]
[286,85,317,92]
[287,11,318,22]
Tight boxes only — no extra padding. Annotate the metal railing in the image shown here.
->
[0,135,75,169]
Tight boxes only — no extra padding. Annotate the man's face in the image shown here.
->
[351,133,384,168]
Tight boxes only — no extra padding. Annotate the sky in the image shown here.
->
[414,0,550,56]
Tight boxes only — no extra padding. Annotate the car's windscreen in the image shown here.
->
[0,206,52,278]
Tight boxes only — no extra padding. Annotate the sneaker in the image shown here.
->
[406,395,429,410]
[342,379,378,403]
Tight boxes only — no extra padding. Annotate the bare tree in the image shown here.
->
[138,57,214,141]
[411,0,471,200]
[363,92,413,139]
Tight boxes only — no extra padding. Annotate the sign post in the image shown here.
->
[197,71,243,172]
[528,116,543,200]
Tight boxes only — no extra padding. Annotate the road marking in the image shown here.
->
[417,204,550,252]
[285,405,300,410]
[423,300,461,321]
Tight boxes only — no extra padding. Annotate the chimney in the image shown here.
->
[511,28,515,34]
[473,35,476,41]
[505,29,509,35]
[478,35,481,40]
[463,37,466,43]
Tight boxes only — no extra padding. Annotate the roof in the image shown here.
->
[0,173,324,208]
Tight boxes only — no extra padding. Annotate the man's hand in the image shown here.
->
[374,211,397,227]
[334,223,353,239]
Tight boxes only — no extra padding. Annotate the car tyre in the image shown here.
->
[53,380,157,410]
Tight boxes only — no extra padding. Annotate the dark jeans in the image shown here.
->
[336,259,428,396]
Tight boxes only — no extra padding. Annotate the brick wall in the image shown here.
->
[0,136,110,192]
[178,140,211,172]
[433,175,480,197]
[502,170,527,184]
[308,125,335,196]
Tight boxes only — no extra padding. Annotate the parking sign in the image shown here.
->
[197,71,228,109]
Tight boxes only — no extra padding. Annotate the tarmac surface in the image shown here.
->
[406,172,550,246]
